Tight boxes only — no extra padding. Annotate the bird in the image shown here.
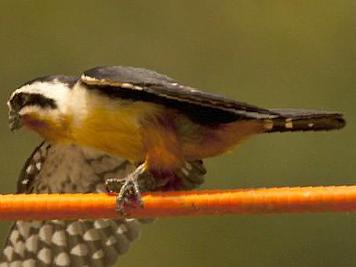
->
[3,66,345,266]
[7,66,346,207]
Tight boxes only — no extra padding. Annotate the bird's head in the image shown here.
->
[7,75,78,141]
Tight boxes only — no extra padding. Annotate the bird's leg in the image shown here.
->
[106,163,147,213]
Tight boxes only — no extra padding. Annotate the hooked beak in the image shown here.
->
[8,110,23,131]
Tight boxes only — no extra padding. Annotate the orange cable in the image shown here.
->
[1,185,356,221]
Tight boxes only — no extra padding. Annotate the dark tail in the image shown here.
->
[264,109,346,133]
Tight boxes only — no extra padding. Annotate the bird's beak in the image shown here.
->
[8,110,23,131]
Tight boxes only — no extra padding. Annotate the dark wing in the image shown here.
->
[16,141,49,193]
[81,66,280,124]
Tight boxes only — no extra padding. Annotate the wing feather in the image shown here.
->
[81,66,279,124]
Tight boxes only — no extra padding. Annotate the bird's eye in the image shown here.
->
[10,93,28,111]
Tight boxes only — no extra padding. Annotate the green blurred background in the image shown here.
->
[0,1,355,266]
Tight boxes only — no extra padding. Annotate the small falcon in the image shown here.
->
[7,66,345,207]
[3,66,345,266]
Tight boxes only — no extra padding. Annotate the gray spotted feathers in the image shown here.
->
[0,142,206,266]
[0,143,143,267]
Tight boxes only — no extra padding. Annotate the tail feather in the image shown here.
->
[264,109,346,133]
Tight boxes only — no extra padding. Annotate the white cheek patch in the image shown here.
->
[19,106,59,118]
[66,83,90,126]
[19,106,42,116]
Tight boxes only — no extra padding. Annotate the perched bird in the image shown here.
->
[7,66,346,205]
[2,66,345,266]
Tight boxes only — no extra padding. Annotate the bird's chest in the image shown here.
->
[71,101,162,162]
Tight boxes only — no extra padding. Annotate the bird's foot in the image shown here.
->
[106,163,146,214]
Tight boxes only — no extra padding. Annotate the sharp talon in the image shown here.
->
[116,175,143,212]
[106,163,147,214]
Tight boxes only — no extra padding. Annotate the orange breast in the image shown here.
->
[71,100,169,163]
[180,120,265,161]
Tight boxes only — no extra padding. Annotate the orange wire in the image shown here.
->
[1,185,356,221]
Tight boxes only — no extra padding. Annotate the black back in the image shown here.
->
[82,66,278,124]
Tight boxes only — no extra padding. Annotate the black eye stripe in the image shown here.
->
[10,93,57,110]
